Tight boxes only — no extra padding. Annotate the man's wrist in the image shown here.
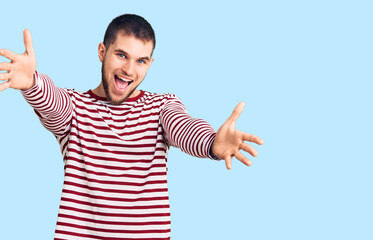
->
[21,71,38,92]
[209,141,220,160]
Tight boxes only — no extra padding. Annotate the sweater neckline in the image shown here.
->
[87,90,145,103]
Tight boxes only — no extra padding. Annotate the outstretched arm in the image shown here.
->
[0,30,73,138]
[0,29,36,92]
[212,102,264,170]
[161,96,216,159]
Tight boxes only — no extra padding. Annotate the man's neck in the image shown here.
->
[92,83,106,98]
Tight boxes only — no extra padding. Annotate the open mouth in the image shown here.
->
[114,75,133,91]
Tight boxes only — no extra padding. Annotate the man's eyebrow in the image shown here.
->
[114,49,150,61]
[138,56,150,61]
[114,49,128,55]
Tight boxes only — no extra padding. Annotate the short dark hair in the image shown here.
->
[103,14,156,55]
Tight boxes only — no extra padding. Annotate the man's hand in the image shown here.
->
[212,102,264,170]
[0,29,37,92]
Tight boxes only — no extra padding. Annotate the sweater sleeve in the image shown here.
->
[21,71,73,138]
[160,95,218,160]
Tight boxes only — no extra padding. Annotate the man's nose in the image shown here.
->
[122,60,135,76]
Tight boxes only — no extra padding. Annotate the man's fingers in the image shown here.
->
[225,156,233,170]
[0,62,13,71]
[240,142,258,157]
[0,81,11,92]
[0,49,17,61]
[0,72,11,80]
[235,151,252,166]
[23,29,34,54]
[227,102,245,124]
[243,132,264,145]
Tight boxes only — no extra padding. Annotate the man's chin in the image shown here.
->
[107,94,129,105]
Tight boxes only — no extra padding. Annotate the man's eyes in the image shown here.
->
[117,54,146,64]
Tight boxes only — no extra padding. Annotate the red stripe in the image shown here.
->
[67,149,158,163]
[65,167,167,179]
[74,119,159,137]
[64,181,168,195]
[60,197,169,210]
[66,152,166,164]
[73,92,167,113]
[67,160,166,175]
[66,156,166,173]
[57,222,170,234]
[69,131,164,148]
[55,230,170,240]
[65,173,167,186]
[67,139,162,156]
[59,205,170,217]
[58,213,171,226]
[70,121,160,141]
[75,110,160,128]
[69,132,155,147]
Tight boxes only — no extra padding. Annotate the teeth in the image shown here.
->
[117,75,132,82]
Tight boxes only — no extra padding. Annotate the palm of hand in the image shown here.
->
[212,102,264,169]
[0,29,37,91]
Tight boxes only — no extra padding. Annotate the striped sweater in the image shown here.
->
[22,72,217,240]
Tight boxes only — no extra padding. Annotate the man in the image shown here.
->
[0,14,263,239]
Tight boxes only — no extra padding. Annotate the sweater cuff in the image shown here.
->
[208,137,221,161]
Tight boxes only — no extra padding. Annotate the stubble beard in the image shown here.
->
[101,63,137,105]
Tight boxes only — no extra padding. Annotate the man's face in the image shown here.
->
[99,33,154,105]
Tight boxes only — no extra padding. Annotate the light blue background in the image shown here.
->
[0,1,372,239]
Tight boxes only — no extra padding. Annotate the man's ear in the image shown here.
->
[98,43,106,62]
[149,57,154,66]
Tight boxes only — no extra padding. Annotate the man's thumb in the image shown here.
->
[23,29,34,54]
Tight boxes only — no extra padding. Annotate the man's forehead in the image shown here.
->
[111,32,153,57]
